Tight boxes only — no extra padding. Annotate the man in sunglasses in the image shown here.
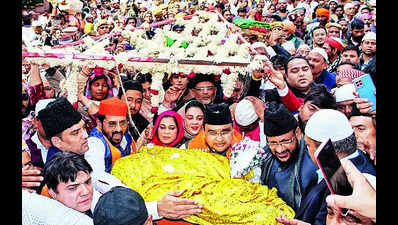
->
[260,101,318,212]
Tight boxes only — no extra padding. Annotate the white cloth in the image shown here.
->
[31,132,49,164]
[22,190,94,225]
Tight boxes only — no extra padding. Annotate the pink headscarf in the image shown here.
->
[151,110,185,147]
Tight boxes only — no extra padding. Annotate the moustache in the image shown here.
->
[112,131,123,136]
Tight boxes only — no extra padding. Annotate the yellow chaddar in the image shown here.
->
[111,145,295,225]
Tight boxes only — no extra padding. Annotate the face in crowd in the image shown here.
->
[90,77,110,101]
[306,52,328,78]
[361,39,376,56]
[141,81,152,102]
[204,123,233,153]
[49,170,93,213]
[100,114,129,146]
[341,50,360,64]
[286,58,314,93]
[184,106,204,136]
[267,128,300,163]
[157,116,178,145]
[121,89,143,115]
[192,81,217,105]
[313,28,327,47]
[337,100,354,117]
[51,120,89,155]
[349,115,376,155]
[170,73,189,91]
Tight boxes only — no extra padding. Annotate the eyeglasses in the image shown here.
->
[194,86,216,92]
[207,129,232,137]
[104,119,128,129]
[268,136,296,147]
[43,86,53,91]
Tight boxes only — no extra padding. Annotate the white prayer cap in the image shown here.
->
[279,0,288,3]
[344,2,354,11]
[35,98,56,117]
[310,47,328,62]
[334,84,356,103]
[251,42,267,50]
[362,32,376,42]
[111,0,119,3]
[305,109,353,142]
[235,99,259,126]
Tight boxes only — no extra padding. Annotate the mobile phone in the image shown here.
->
[352,74,376,112]
[314,138,353,215]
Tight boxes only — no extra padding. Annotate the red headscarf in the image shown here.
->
[151,110,185,147]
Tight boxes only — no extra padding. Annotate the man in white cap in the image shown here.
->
[334,83,356,117]
[294,109,376,225]
[22,98,56,194]
[343,2,356,23]
[306,47,336,90]
[359,32,376,70]
[233,99,266,148]
[260,101,318,212]
[296,44,311,57]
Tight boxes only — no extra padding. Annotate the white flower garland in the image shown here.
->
[23,11,269,106]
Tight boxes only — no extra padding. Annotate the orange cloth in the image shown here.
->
[102,128,138,166]
[187,129,243,160]
[316,8,330,18]
[41,185,51,197]
[98,97,128,116]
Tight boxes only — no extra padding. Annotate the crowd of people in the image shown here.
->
[22,0,376,224]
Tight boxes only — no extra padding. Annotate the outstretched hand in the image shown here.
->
[157,190,203,219]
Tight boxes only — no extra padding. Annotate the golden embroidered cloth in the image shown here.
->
[111,146,294,225]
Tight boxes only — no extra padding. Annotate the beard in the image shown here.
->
[274,147,298,164]
[106,131,124,146]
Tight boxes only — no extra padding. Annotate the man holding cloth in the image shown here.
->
[188,103,242,159]
[260,102,318,212]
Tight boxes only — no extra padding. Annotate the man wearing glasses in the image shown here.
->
[188,103,243,159]
[189,73,220,105]
[86,97,138,173]
[260,101,318,212]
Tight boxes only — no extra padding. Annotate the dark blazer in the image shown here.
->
[295,150,376,225]
[260,140,319,211]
